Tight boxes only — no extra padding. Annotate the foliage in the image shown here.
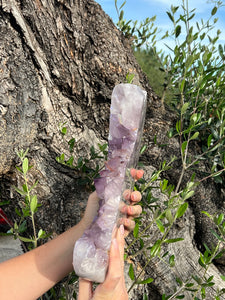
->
[124,154,225,299]
[8,149,47,249]
[134,47,174,102]
[115,0,158,48]
[159,1,225,182]
[2,1,225,299]
[1,149,79,299]
[115,0,225,299]
[56,123,108,189]
[116,0,225,183]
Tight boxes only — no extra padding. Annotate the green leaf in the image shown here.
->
[137,277,154,284]
[218,44,224,59]
[176,120,181,133]
[38,229,46,239]
[190,132,199,141]
[180,79,185,93]
[207,134,213,148]
[156,219,165,233]
[181,141,187,155]
[201,211,212,219]
[176,277,183,286]
[140,145,147,154]
[15,166,23,173]
[133,223,139,238]
[13,186,27,196]
[213,176,223,184]
[175,203,188,218]
[217,213,224,225]
[211,6,217,16]
[30,180,39,191]
[185,55,194,69]
[68,138,75,152]
[169,254,175,267]
[18,220,27,233]
[30,195,38,213]
[119,0,126,10]
[198,253,206,269]
[166,11,174,23]
[66,156,74,166]
[151,240,161,257]
[165,209,173,224]
[22,184,28,193]
[181,102,189,115]
[192,275,202,285]
[207,275,214,283]
[175,25,181,38]
[221,275,225,281]
[210,229,223,241]
[161,179,168,192]
[15,207,22,217]
[61,127,67,135]
[190,113,198,125]
[183,190,194,200]
[128,263,135,280]
[143,293,148,300]
[185,282,195,288]
[126,72,135,83]
[22,158,29,175]
[164,238,184,243]
[18,235,33,243]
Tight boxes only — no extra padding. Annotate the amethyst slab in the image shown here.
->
[73,83,147,282]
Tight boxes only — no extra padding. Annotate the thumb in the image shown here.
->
[82,191,100,229]
[101,230,124,291]
[78,278,93,300]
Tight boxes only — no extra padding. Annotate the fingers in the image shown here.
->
[130,168,144,181]
[92,227,127,299]
[120,204,142,217]
[123,189,142,204]
[117,225,125,269]
[120,169,143,236]
[102,227,124,291]
[82,191,100,229]
[78,278,93,300]
[88,191,100,207]
[119,218,135,236]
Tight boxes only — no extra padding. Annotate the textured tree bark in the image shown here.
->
[0,0,224,299]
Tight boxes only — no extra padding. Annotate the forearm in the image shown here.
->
[0,220,86,300]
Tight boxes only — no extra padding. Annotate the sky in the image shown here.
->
[95,0,225,54]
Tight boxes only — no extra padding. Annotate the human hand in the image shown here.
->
[81,169,143,235]
[78,225,128,300]
[120,169,143,237]
[119,189,142,237]
[81,191,100,229]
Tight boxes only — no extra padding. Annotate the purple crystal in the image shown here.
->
[73,83,147,282]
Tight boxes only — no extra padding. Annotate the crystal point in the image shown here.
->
[73,83,147,282]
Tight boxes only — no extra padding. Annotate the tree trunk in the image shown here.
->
[0,0,224,299]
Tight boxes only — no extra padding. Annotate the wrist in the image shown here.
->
[79,218,90,232]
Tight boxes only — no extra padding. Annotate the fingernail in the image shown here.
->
[131,191,141,202]
[136,170,144,180]
[131,193,137,201]
[120,224,124,236]
[130,168,137,178]
[123,189,131,200]
[128,206,134,214]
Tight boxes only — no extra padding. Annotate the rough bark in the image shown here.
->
[0,0,224,299]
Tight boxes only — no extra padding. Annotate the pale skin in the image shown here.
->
[0,181,142,300]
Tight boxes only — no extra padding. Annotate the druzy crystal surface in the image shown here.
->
[73,83,147,282]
